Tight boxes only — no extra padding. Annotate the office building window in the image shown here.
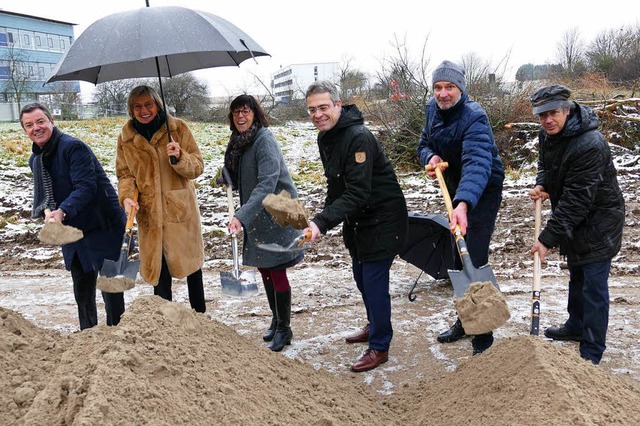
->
[35,35,42,46]
[23,34,30,45]
[48,38,54,48]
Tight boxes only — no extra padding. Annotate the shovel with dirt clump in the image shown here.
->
[38,209,84,245]
[427,162,509,333]
[97,188,139,293]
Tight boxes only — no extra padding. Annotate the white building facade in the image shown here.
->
[271,62,339,104]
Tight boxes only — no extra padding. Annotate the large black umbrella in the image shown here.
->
[399,211,456,301]
[46,3,269,162]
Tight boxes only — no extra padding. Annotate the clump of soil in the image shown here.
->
[38,221,83,245]
[455,281,510,334]
[262,190,309,229]
[96,275,135,293]
[391,335,640,425]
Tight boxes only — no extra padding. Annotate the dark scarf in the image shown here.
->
[31,127,63,218]
[133,109,167,141]
[223,124,259,189]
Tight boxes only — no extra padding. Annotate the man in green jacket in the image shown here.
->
[305,80,408,372]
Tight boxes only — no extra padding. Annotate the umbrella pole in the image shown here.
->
[154,57,177,165]
[145,0,176,165]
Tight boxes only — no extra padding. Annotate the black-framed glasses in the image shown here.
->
[233,108,252,117]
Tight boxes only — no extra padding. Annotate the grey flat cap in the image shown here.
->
[530,85,572,114]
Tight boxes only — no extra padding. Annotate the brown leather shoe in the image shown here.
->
[350,348,388,373]
[345,324,370,343]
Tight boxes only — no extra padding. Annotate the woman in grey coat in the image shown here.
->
[224,94,303,352]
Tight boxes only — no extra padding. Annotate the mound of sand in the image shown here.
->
[1,296,393,425]
[391,335,640,425]
[3,298,640,425]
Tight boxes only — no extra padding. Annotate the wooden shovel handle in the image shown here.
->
[532,198,542,291]
[125,188,139,230]
[426,162,457,230]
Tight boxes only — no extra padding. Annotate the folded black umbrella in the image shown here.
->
[399,211,456,301]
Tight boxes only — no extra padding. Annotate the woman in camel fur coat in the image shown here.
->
[116,85,206,312]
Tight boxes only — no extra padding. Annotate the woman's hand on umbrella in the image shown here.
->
[167,138,181,160]
[228,217,242,234]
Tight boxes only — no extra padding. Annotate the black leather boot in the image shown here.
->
[472,331,494,355]
[262,283,277,342]
[268,289,292,352]
[437,318,466,343]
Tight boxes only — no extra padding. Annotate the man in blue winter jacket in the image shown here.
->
[529,85,624,364]
[21,103,126,330]
[417,60,505,355]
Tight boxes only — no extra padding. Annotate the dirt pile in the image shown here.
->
[0,307,70,424]
[3,297,640,425]
[1,296,394,425]
[391,335,640,425]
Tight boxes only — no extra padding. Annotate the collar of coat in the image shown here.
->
[121,113,179,146]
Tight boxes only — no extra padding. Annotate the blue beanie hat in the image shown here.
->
[432,60,466,93]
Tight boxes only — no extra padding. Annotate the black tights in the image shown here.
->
[154,255,206,313]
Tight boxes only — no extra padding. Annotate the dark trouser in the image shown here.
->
[70,254,124,329]
[155,255,206,313]
[566,260,611,364]
[454,188,501,270]
[352,256,394,352]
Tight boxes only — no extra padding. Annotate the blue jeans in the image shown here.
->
[352,257,394,352]
[566,260,611,364]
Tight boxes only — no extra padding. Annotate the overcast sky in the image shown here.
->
[4,0,638,101]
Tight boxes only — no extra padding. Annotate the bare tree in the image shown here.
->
[93,79,140,116]
[0,43,35,111]
[156,73,209,117]
[556,27,586,75]
[337,57,368,101]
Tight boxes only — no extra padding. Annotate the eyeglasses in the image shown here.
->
[133,101,156,112]
[233,108,252,117]
[307,104,332,115]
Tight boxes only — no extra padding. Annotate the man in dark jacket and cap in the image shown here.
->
[305,80,408,373]
[21,103,126,330]
[529,85,624,364]
[417,60,505,355]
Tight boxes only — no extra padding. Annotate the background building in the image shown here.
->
[0,9,79,121]
[271,62,339,104]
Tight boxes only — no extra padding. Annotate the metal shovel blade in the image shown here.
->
[257,230,312,253]
[98,255,139,293]
[220,270,258,297]
[449,263,498,298]
[257,242,308,253]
